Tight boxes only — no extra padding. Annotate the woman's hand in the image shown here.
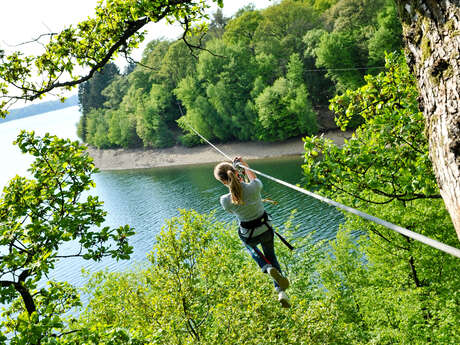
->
[233,156,256,180]
[233,156,248,167]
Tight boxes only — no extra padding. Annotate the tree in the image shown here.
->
[393,0,460,240]
[254,0,320,76]
[256,53,318,141]
[302,55,459,343]
[80,208,459,344]
[136,85,176,148]
[176,39,260,142]
[159,40,198,89]
[367,1,403,66]
[79,210,330,345]
[175,75,217,145]
[223,9,263,49]
[0,0,223,115]
[140,40,172,88]
[77,63,120,142]
[314,31,368,92]
[323,0,384,32]
[101,75,130,110]
[78,62,120,116]
[0,131,134,344]
[304,54,440,207]
[86,108,114,148]
[207,8,230,40]
[306,0,402,94]
[306,0,340,12]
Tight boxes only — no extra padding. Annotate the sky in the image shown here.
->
[0,0,273,106]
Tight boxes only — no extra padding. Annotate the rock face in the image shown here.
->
[396,0,460,239]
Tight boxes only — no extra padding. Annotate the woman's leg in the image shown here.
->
[241,241,271,271]
[242,229,291,307]
[259,232,282,273]
[258,232,289,291]
[248,230,288,290]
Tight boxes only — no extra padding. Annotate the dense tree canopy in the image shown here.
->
[79,201,459,344]
[304,54,439,204]
[76,0,403,149]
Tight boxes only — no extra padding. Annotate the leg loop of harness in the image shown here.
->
[240,212,294,251]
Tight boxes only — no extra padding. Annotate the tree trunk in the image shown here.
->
[395,0,460,240]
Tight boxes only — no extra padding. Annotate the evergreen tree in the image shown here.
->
[77,63,120,141]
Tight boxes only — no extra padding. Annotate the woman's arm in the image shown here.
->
[234,157,257,181]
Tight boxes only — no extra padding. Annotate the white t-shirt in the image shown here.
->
[220,178,270,238]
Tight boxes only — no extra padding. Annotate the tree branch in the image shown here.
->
[180,16,226,59]
[2,33,58,48]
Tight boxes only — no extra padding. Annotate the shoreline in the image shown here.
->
[86,130,352,171]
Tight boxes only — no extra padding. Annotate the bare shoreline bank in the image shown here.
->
[86,130,352,171]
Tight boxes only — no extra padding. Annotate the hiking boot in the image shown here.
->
[267,266,289,290]
[278,291,291,308]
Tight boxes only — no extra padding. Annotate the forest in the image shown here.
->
[0,0,459,344]
[77,0,403,148]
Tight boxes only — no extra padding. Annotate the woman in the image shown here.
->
[214,157,291,308]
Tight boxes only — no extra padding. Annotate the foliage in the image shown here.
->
[176,39,259,142]
[158,40,198,89]
[314,31,368,92]
[177,0,328,144]
[77,0,404,149]
[255,53,318,141]
[77,63,120,142]
[223,10,264,48]
[79,210,329,345]
[302,52,459,343]
[303,53,438,204]
[80,206,459,344]
[81,38,193,149]
[367,2,403,66]
[0,132,134,344]
[324,0,384,32]
[78,63,120,116]
[305,0,340,13]
[206,8,231,41]
[0,0,223,115]
[253,0,319,71]
[101,75,130,110]
[136,85,176,148]
[3,0,404,149]
[307,0,403,92]
[5,0,458,344]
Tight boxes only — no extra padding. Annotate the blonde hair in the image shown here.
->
[214,162,244,205]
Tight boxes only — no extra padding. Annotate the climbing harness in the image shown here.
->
[183,121,460,259]
[240,212,294,251]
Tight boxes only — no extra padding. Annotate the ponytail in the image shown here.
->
[214,162,244,205]
[227,169,244,205]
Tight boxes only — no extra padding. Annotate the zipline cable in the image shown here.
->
[184,121,460,259]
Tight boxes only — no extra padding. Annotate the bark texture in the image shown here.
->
[396,0,460,240]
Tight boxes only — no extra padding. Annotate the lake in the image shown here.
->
[0,106,343,289]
